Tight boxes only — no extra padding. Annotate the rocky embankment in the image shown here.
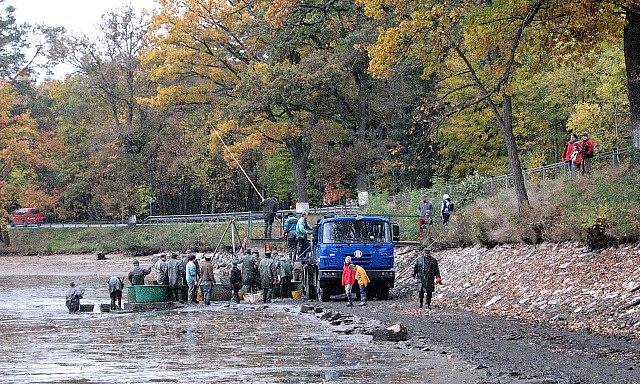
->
[393,242,640,338]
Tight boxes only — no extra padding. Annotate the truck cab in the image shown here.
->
[312,215,398,301]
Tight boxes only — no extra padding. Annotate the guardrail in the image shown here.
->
[484,147,632,192]
[141,205,359,225]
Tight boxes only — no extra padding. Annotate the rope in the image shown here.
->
[212,126,264,201]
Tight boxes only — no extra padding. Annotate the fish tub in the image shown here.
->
[127,285,169,303]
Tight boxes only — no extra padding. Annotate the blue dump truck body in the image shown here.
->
[313,215,397,301]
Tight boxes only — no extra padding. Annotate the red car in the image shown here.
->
[10,208,45,226]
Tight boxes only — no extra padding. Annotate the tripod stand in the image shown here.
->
[213,219,244,256]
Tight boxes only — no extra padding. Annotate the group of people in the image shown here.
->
[337,246,442,309]
[340,256,370,306]
[563,133,596,177]
[260,196,313,261]
[237,249,293,303]
[417,194,455,237]
[125,250,217,305]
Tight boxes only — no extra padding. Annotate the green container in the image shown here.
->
[127,285,169,303]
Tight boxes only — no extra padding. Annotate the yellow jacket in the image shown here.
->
[354,265,370,287]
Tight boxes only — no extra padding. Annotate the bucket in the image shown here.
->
[79,304,94,312]
[291,290,303,300]
[127,285,169,303]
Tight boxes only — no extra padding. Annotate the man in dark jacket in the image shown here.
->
[128,260,151,285]
[413,248,441,308]
[261,196,278,238]
[199,255,216,305]
[178,254,188,302]
[229,262,242,303]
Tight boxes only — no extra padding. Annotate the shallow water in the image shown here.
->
[0,273,481,383]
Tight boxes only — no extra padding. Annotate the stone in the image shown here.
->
[371,323,408,342]
[300,305,314,314]
[320,311,334,320]
[485,295,502,307]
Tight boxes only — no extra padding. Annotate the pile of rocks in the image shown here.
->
[299,305,408,341]
[393,242,640,338]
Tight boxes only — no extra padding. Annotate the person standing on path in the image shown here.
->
[581,133,596,175]
[65,282,83,313]
[261,196,279,239]
[341,256,356,307]
[259,251,277,303]
[417,195,433,239]
[283,212,299,260]
[441,194,454,226]
[199,255,216,305]
[128,260,151,286]
[562,134,579,177]
[349,263,370,306]
[413,248,442,308]
[107,276,124,310]
[186,255,198,305]
[277,254,293,299]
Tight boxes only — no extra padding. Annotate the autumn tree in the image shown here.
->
[519,1,640,161]
[355,1,568,212]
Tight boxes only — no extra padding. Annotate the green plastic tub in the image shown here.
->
[127,285,169,303]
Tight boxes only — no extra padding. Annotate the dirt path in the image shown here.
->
[322,300,640,384]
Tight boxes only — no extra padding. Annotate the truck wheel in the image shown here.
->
[378,284,390,300]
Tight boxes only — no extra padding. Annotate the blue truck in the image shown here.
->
[309,215,399,301]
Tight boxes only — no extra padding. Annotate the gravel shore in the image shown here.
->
[320,299,640,384]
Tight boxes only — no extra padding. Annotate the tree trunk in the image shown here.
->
[287,138,310,204]
[355,169,367,192]
[624,8,640,163]
[502,95,530,213]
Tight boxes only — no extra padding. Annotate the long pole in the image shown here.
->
[212,127,264,201]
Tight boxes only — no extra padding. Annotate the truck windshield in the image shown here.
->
[322,220,391,244]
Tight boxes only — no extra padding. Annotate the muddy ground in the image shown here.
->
[0,253,484,384]
[322,299,640,384]
[3,253,639,383]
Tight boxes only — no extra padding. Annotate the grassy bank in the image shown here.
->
[370,164,640,249]
[3,224,244,256]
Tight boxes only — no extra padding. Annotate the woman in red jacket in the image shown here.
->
[341,256,356,307]
[562,134,579,177]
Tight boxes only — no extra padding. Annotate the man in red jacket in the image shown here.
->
[581,133,596,175]
[341,256,356,307]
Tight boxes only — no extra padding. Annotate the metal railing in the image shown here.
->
[483,147,632,193]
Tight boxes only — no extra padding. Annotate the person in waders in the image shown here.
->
[259,251,277,303]
[107,276,124,310]
[65,282,83,313]
[413,247,442,309]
